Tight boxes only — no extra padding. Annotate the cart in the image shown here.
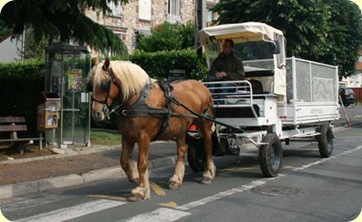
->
[187,22,340,177]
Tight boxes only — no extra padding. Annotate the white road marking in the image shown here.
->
[118,207,190,222]
[292,145,362,171]
[12,145,362,222]
[176,176,282,210]
[122,145,362,221]
[15,199,126,222]
[2,195,71,214]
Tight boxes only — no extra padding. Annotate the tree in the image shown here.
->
[321,0,362,78]
[136,21,196,52]
[212,0,362,77]
[0,0,129,56]
[22,27,49,60]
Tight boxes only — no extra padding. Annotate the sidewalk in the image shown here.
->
[0,107,359,200]
[0,142,177,199]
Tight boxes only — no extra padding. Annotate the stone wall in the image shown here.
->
[85,0,196,54]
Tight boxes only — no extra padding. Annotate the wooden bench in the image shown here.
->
[0,116,43,154]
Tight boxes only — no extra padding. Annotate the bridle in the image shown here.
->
[90,66,121,119]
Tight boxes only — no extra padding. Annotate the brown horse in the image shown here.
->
[87,58,216,201]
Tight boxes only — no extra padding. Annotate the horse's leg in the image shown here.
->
[200,123,216,184]
[169,134,187,190]
[120,138,138,183]
[128,135,151,201]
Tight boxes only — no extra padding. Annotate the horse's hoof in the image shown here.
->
[168,181,181,190]
[201,178,212,185]
[127,194,144,202]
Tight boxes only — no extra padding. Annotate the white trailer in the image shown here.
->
[187,22,340,177]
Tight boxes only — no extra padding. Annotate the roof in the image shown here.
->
[356,61,362,71]
[199,22,284,45]
[46,43,89,54]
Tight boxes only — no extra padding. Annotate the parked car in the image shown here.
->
[339,88,356,106]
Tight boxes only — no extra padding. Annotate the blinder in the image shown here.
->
[86,79,111,93]
[90,65,121,119]
[101,80,111,93]
[86,82,93,92]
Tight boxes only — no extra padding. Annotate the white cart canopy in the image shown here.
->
[199,22,284,45]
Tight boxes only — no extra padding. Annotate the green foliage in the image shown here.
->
[136,21,196,52]
[0,61,45,136]
[90,130,121,146]
[0,0,128,56]
[0,20,12,40]
[320,0,362,78]
[213,0,330,58]
[129,49,207,80]
[22,28,49,60]
[212,0,362,77]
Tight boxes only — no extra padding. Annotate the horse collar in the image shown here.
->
[115,78,154,116]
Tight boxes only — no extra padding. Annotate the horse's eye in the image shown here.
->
[101,80,111,92]
[87,82,93,92]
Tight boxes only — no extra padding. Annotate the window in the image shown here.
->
[107,1,122,17]
[139,0,151,21]
[206,10,216,27]
[167,0,180,23]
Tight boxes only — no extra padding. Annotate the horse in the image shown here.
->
[87,58,216,201]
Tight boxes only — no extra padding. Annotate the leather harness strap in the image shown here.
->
[153,81,173,140]
[117,79,170,117]
[117,80,174,141]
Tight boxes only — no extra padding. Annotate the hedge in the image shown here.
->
[128,48,207,80]
[0,50,208,133]
[0,60,46,137]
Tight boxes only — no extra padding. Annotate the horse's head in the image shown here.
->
[87,58,121,121]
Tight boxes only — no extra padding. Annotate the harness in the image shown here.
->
[116,80,193,140]
[117,80,171,117]
[91,68,243,140]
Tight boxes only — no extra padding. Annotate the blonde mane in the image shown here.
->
[93,60,150,101]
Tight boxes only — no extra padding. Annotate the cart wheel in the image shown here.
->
[259,133,283,177]
[186,134,205,172]
[318,124,333,157]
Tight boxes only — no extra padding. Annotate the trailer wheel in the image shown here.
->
[186,134,205,172]
[318,124,333,157]
[259,133,283,177]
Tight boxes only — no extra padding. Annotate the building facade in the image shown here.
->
[0,35,22,63]
[341,51,362,87]
[85,0,219,54]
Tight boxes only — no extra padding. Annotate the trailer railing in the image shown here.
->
[204,80,254,107]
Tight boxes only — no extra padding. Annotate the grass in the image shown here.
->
[90,130,122,146]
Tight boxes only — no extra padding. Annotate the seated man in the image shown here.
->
[208,39,245,104]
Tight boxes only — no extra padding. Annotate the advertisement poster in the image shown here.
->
[68,69,82,90]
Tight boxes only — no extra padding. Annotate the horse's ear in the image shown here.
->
[103,58,110,71]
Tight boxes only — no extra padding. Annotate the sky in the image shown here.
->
[351,0,362,10]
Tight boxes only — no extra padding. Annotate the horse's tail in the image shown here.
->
[204,92,216,133]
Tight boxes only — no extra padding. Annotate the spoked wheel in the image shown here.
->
[259,133,283,177]
[186,134,205,172]
[317,123,334,157]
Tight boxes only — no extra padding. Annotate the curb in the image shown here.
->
[0,145,119,165]
[0,155,177,199]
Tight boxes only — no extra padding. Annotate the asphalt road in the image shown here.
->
[1,119,361,222]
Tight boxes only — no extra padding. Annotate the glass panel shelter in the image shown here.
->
[45,43,91,148]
